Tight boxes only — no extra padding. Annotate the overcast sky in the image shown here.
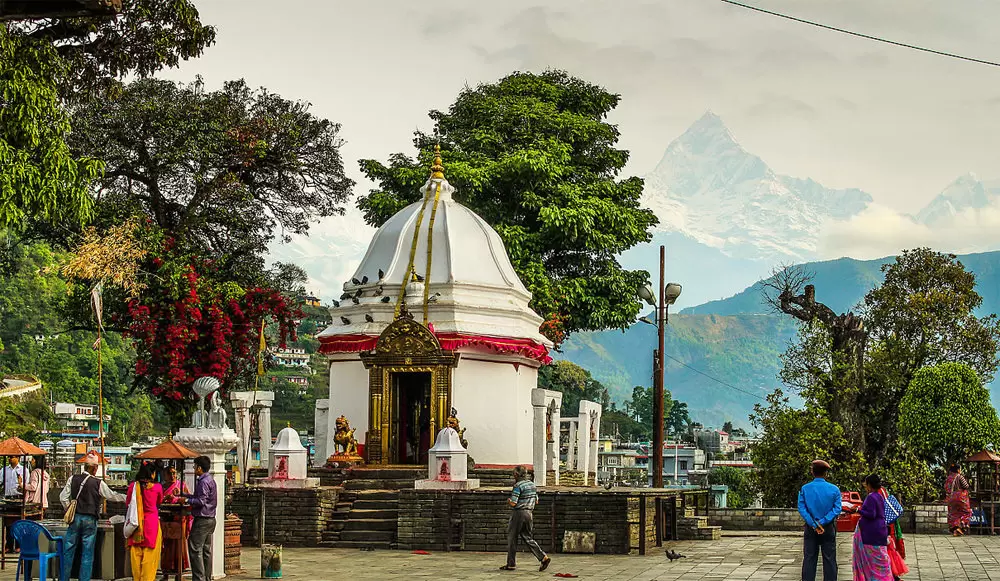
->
[156,0,1000,289]
[160,0,1000,209]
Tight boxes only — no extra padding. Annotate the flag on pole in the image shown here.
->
[257,319,267,376]
[90,281,104,331]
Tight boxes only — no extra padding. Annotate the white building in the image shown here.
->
[274,348,311,369]
[315,150,551,466]
[636,442,707,486]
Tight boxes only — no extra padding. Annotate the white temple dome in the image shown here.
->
[319,160,550,351]
[272,426,305,452]
[352,179,529,294]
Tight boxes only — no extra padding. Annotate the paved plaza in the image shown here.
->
[225,532,1000,581]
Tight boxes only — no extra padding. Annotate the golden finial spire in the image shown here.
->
[430,144,444,180]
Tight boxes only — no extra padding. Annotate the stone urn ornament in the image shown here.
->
[191,376,222,429]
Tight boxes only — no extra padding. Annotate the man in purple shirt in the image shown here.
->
[184,456,217,581]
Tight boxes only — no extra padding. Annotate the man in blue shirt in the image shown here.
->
[797,459,842,581]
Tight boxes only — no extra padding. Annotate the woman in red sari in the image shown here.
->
[159,465,191,581]
[127,462,165,581]
[945,464,972,536]
[878,487,908,580]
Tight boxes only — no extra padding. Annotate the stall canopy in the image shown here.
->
[967,449,1000,463]
[135,438,200,460]
[0,437,46,457]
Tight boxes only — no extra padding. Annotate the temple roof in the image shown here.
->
[319,150,550,358]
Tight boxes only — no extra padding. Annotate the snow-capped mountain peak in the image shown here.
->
[641,112,873,262]
[915,172,1000,226]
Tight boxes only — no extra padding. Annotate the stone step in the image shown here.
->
[338,529,395,542]
[327,522,346,533]
[343,518,397,532]
[353,490,401,501]
[343,468,425,480]
[343,479,416,491]
[319,540,396,550]
[352,501,398,512]
[346,508,397,520]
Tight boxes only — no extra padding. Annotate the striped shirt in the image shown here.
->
[509,479,538,510]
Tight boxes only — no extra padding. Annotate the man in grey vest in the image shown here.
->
[59,453,126,581]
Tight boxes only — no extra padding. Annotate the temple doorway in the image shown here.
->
[391,372,432,465]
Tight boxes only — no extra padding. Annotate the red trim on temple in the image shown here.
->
[318,332,551,364]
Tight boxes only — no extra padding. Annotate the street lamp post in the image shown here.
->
[638,246,681,490]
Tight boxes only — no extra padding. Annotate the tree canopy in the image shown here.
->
[758,248,1000,505]
[0,29,101,231]
[357,70,658,344]
[538,360,610,416]
[899,362,1000,467]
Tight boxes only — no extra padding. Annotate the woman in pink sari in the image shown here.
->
[127,462,164,581]
[877,487,908,580]
[159,465,191,581]
[945,464,972,536]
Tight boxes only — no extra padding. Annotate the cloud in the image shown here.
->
[745,95,819,121]
[818,203,1000,260]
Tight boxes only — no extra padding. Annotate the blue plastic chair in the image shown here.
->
[11,520,64,581]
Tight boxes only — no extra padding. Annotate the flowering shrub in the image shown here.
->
[539,311,568,349]
[117,241,300,423]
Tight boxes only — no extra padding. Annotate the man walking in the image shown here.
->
[500,466,550,572]
[60,453,126,581]
[185,456,218,581]
[798,459,842,581]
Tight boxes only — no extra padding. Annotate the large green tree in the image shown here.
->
[749,389,865,507]
[899,362,1000,467]
[860,248,1000,465]
[538,360,610,416]
[708,466,754,509]
[69,77,354,278]
[357,70,658,344]
[0,29,101,231]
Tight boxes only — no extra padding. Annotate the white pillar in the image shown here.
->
[530,389,547,486]
[566,420,577,472]
[258,401,273,469]
[175,426,239,579]
[230,397,251,482]
[576,412,590,485]
[314,399,330,464]
[550,397,561,486]
[230,391,275,472]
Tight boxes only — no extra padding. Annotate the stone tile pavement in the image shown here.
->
[226,532,1000,581]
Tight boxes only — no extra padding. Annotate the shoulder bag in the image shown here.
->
[63,473,91,524]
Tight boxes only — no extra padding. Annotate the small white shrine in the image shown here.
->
[260,425,319,489]
[415,427,480,490]
[316,148,552,467]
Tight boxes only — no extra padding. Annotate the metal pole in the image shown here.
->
[652,245,666,489]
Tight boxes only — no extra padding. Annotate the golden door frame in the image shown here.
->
[359,313,458,465]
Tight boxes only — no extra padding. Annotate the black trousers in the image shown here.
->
[506,509,546,568]
[802,524,837,581]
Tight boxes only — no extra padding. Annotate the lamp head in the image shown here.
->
[638,284,657,306]
[664,283,682,305]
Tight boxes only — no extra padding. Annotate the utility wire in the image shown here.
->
[719,0,1000,68]
[662,352,768,401]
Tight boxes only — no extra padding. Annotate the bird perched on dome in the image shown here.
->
[340,316,350,325]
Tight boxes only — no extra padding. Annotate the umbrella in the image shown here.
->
[134,438,200,460]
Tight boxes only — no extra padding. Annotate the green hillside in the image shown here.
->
[562,249,1000,428]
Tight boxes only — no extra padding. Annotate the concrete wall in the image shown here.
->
[452,353,536,465]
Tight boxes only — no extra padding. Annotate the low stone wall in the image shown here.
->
[709,503,951,535]
[397,488,678,555]
[708,508,801,531]
[229,485,339,547]
[910,503,947,534]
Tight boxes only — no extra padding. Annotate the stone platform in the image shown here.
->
[222,534,1000,581]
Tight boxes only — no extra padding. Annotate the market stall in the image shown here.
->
[967,449,1000,535]
[135,437,199,581]
[0,437,46,570]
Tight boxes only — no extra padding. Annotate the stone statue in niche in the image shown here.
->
[190,376,221,429]
[447,408,468,450]
[207,391,228,429]
[546,400,555,443]
[333,415,360,457]
[589,410,598,441]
